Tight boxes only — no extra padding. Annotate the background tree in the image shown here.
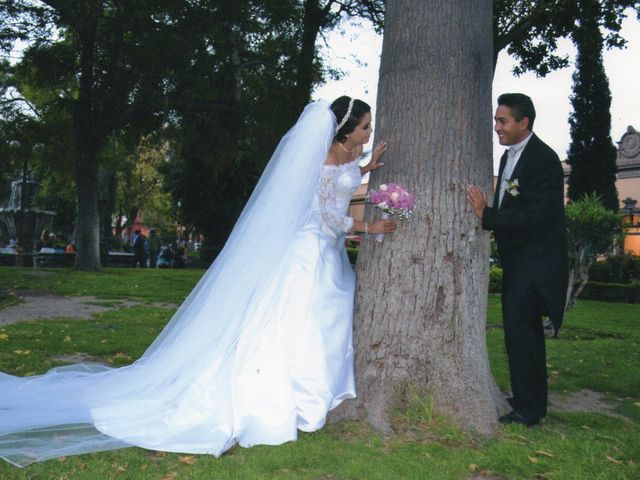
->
[114,136,173,242]
[160,0,384,261]
[0,56,77,240]
[290,0,383,112]
[493,0,639,76]
[159,0,301,261]
[566,0,620,211]
[336,0,501,434]
[565,194,622,310]
[0,0,187,270]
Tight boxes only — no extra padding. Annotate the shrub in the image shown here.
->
[565,194,622,311]
[489,267,502,293]
[580,281,640,303]
[588,254,640,284]
[589,260,610,282]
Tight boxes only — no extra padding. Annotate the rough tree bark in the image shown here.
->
[336,0,505,434]
[72,1,102,271]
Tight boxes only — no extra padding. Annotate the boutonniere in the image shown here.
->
[506,178,520,196]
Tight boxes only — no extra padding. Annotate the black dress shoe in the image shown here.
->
[499,410,539,426]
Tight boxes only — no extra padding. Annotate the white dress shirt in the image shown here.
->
[499,132,533,207]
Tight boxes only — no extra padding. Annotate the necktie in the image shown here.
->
[499,148,517,207]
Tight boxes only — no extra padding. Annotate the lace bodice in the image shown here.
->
[312,158,361,233]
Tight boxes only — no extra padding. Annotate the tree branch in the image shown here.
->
[2,93,41,118]
[37,0,82,30]
[495,2,550,55]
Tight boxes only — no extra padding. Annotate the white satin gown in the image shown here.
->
[0,156,361,466]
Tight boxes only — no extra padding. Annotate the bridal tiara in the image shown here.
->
[335,97,355,134]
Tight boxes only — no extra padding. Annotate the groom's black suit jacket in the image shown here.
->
[482,133,568,332]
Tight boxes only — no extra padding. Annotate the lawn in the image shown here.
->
[0,267,638,479]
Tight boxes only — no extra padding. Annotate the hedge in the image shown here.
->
[579,281,640,303]
[486,267,639,303]
[589,254,640,284]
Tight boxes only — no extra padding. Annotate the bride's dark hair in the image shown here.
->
[331,96,371,142]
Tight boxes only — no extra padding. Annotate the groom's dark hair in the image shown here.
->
[498,93,536,131]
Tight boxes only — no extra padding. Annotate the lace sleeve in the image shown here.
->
[317,166,354,232]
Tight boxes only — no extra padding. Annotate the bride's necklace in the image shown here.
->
[337,142,353,154]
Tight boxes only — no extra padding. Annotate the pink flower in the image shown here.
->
[366,182,415,220]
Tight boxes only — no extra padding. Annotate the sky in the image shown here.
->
[313,10,640,174]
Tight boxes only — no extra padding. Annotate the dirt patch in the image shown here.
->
[23,270,56,276]
[466,476,507,480]
[0,289,177,325]
[50,353,101,364]
[549,389,633,422]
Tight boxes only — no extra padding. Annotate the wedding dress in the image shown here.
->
[0,101,360,467]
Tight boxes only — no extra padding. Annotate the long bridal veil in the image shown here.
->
[0,101,337,467]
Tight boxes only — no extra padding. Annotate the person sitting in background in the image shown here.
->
[157,245,173,268]
[173,242,186,268]
[38,232,56,254]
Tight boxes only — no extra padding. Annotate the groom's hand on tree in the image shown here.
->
[466,185,487,220]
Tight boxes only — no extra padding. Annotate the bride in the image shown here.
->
[0,96,396,467]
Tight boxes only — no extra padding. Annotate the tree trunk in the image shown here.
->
[97,167,117,241]
[74,146,101,271]
[337,0,504,434]
[292,0,322,113]
[73,3,102,272]
[565,245,592,312]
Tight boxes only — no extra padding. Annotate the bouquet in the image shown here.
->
[366,182,415,242]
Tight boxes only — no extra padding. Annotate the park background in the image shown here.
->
[1,1,639,479]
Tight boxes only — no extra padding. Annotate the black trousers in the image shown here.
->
[501,266,548,421]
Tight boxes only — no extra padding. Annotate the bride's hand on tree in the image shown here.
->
[368,219,397,234]
[362,141,388,174]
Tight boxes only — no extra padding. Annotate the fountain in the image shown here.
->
[0,141,55,266]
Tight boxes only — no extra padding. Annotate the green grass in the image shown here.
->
[0,306,172,376]
[0,267,639,479]
[487,295,640,424]
[0,267,199,304]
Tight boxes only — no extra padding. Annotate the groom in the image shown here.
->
[466,93,568,426]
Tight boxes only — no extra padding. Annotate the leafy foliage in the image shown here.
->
[0,0,197,269]
[0,0,385,265]
[566,0,620,211]
[589,253,640,283]
[493,0,639,76]
[113,136,174,238]
[565,193,623,310]
[158,0,384,260]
